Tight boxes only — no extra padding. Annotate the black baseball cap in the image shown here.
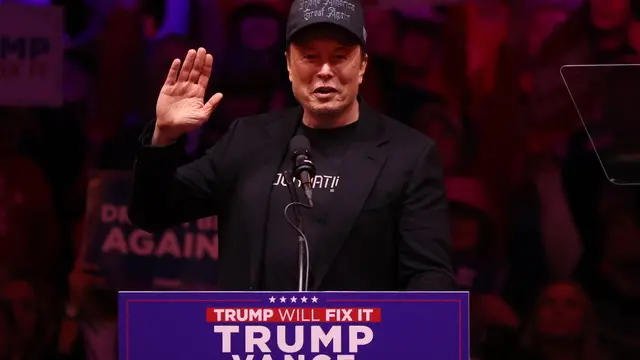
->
[286,0,367,45]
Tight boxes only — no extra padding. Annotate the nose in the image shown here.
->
[317,62,334,80]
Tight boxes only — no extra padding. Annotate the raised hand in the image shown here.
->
[153,47,223,146]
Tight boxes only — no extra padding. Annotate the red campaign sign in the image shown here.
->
[119,291,470,360]
[205,307,383,322]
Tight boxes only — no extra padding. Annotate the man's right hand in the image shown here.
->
[153,47,223,146]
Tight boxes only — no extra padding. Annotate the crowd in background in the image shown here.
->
[1,0,640,359]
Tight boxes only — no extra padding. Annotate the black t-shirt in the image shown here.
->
[261,121,358,290]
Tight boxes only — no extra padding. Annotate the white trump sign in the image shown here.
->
[0,4,63,106]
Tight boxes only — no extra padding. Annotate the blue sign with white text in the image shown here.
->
[118,291,470,360]
[83,171,219,290]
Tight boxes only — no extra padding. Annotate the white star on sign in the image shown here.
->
[290,296,297,303]
[280,296,287,303]
[301,296,308,303]
[269,296,276,303]
[311,296,318,303]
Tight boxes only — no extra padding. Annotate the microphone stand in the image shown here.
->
[283,170,308,292]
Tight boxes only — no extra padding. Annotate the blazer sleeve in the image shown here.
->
[127,119,242,232]
[398,141,456,290]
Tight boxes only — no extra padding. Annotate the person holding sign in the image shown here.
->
[129,0,454,291]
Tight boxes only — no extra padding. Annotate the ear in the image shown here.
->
[285,51,292,82]
[358,53,368,85]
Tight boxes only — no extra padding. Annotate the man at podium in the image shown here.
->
[128,0,454,291]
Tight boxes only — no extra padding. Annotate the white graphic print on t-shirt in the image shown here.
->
[272,172,340,192]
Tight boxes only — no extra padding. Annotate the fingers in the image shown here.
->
[198,53,214,90]
[203,92,224,117]
[178,49,197,82]
[164,58,181,86]
[189,48,207,83]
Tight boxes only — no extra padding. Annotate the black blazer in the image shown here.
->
[128,100,455,291]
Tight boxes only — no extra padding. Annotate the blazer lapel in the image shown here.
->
[310,102,389,289]
[245,107,302,288]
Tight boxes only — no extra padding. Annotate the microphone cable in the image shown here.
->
[282,170,312,291]
[284,201,312,292]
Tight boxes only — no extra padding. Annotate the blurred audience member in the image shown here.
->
[471,292,520,359]
[85,1,143,149]
[25,56,93,280]
[411,104,464,177]
[520,281,608,360]
[531,0,631,147]
[360,7,399,112]
[446,176,520,358]
[528,4,570,57]
[364,7,400,60]
[599,194,640,298]
[63,223,116,360]
[0,276,54,359]
[520,3,569,95]
[528,124,582,280]
[503,120,581,317]
[202,2,292,151]
[622,0,640,61]
[0,109,60,291]
[98,33,197,169]
[594,186,640,359]
[440,0,522,266]
[215,3,290,112]
[590,0,631,34]
[389,17,443,125]
[445,177,499,293]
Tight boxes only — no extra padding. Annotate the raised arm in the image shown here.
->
[127,48,225,231]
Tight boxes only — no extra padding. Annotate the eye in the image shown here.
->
[335,54,348,60]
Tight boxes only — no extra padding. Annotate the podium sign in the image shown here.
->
[119,291,469,360]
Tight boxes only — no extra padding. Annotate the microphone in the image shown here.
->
[289,135,316,207]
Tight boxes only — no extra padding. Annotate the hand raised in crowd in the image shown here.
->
[153,47,223,146]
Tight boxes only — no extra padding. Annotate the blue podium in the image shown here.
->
[118,291,469,360]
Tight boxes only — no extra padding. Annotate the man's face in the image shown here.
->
[286,26,367,118]
[536,283,587,340]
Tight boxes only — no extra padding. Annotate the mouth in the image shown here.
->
[313,86,338,95]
